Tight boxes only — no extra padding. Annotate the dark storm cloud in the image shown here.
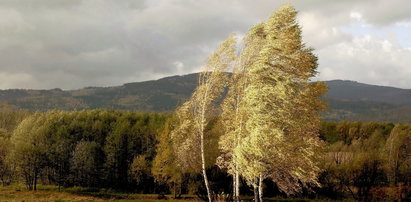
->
[0,0,410,89]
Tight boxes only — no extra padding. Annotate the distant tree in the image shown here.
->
[359,122,379,139]
[0,132,14,186]
[385,124,411,185]
[129,155,151,186]
[104,113,168,189]
[71,141,104,187]
[152,117,184,198]
[11,113,49,190]
[327,135,386,201]
[0,103,30,134]
[336,121,351,144]
[104,119,133,188]
[348,122,362,141]
[320,122,340,143]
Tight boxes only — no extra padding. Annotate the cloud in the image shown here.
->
[0,72,34,89]
[0,0,410,89]
[317,35,411,88]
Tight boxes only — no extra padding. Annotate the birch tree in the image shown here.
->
[232,5,325,201]
[171,35,236,202]
[217,23,266,202]
[217,63,246,202]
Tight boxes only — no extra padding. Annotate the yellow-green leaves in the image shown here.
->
[172,4,325,199]
[170,35,237,202]
[221,4,326,196]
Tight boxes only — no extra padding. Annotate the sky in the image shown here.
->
[0,0,410,90]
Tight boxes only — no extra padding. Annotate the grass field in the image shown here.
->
[0,184,197,202]
[0,184,317,201]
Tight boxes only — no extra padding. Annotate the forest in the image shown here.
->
[0,105,410,201]
[1,4,410,202]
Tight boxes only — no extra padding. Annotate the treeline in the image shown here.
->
[1,107,410,200]
[0,109,169,192]
[0,109,230,198]
[319,121,411,200]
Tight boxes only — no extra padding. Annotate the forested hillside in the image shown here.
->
[0,73,199,112]
[1,75,411,122]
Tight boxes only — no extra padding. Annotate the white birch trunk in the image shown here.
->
[200,130,212,202]
[253,183,259,202]
[233,173,236,201]
[199,80,213,202]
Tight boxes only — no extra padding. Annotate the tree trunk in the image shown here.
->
[258,175,263,202]
[34,171,37,191]
[233,174,236,201]
[200,132,212,202]
[253,183,259,202]
[235,171,240,202]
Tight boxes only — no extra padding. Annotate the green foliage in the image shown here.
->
[0,103,31,135]
[8,110,169,191]
[319,122,411,200]
[320,122,340,143]
[129,155,151,185]
[0,135,13,186]
[324,137,386,201]
[385,124,411,185]
[0,104,410,201]
[12,113,50,190]
[71,141,104,187]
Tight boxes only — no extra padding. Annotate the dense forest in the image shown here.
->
[0,104,410,201]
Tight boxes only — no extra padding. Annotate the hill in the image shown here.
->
[322,80,411,122]
[1,74,410,123]
[324,80,411,104]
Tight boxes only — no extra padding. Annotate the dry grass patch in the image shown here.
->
[0,190,102,202]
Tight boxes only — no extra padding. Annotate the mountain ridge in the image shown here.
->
[1,73,410,123]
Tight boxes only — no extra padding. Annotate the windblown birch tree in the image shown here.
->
[231,5,326,202]
[217,24,266,202]
[217,60,247,202]
[171,35,236,202]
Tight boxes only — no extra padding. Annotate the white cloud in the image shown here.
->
[395,21,411,27]
[317,35,411,88]
[350,12,363,22]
